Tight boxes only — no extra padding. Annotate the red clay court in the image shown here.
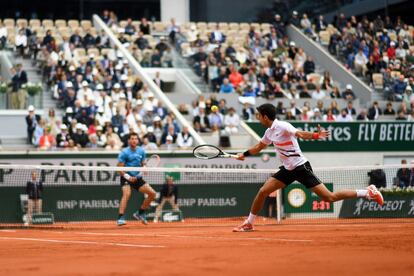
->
[0,219,413,276]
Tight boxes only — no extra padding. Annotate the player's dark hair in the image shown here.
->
[256,103,277,121]
[128,132,139,139]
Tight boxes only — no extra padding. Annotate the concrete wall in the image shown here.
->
[161,0,190,23]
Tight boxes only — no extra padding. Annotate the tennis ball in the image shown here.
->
[211,105,218,112]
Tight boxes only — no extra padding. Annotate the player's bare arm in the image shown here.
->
[237,141,268,160]
[295,124,330,140]
[118,162,137,183]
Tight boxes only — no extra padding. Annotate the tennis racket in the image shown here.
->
[193,144,238,160]
[143,154,160,175]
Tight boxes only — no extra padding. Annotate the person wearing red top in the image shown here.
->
[39,127,56,149]
[387,41,396,60]
[371,42,380,63]
[228,66,244,88]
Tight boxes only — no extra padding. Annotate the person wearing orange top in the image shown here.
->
[38,127,56,149]
[228,66,244,88]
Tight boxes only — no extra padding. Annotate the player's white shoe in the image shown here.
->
[233,220,254,232]
[366,185,384,206]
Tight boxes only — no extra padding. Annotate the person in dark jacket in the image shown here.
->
[154,176,180,222]
[368,166,387,188]
[25,105,41,144]
[396,159,411,188]
[26,171,43,223]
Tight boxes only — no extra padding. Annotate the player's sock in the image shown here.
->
[138,208,145,215]
[118,213,124,219]
[356,190,368,198]
[247,213,256,224]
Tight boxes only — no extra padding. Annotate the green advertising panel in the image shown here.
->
[339,194,414,218]
[0,183,262,223]
[284,183,334,213]
[247,122,414,151]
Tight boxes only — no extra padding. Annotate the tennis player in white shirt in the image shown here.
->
[233,103,384,232]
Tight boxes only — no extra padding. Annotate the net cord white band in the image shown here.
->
[0,163,412,174]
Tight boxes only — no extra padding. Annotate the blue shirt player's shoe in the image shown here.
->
[117,216,126,226]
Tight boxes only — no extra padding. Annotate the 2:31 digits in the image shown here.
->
[312,200,331,211]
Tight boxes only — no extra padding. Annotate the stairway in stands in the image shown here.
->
[0,54,59,150]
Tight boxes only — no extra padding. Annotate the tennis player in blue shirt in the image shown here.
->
[117,132,156,226]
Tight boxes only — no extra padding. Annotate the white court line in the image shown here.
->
[0,237,165,248]
[75,232,313,243]
[0,230,16,232]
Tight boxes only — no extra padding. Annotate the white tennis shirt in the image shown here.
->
[261,119,307,170]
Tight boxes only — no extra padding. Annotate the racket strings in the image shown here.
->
[193,146,220,159]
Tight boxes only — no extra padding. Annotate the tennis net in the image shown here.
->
[0,163,413,228]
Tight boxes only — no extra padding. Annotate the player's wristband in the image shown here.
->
[243,150,251,157]
[124,173,131,180]
[312,132,320,139]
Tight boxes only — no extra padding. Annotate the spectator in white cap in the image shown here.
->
[25,105,41,144]
[165,135,176,150]
[111,83,125,103]
[144,92,158,108]
[120,74,128,86]
[72,123,89,148]
[56,124,71,148]
[63,82,76,108]
[94,105,107,126]
[176,126,193,148]
[143,125,157,143]
[290,11,300,26]
[311,108,323,121]
[96,125,107,147]
[342,84,356,100]
[77,80,93,106]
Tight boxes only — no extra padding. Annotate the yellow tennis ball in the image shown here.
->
[211,105,218,112]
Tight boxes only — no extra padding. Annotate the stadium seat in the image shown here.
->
[229,23,239,31]
[16,19,28,28]
[55,20,67,28]
[319,31,331,45]
[153,21,166,32]
[68,20,80,29]
[196,22,207,31]
[372,73,384,89]
[42,19,54,28]
[81,20,92,30]
[29,19,41,29]
[239,23,250,31]
[207,22,217,30]
[218,22,228,31]
[3,18,15,28]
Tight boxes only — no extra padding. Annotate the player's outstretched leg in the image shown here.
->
[311,183,384,205]
[117,185,131,226]
[133,184,156,225]
[233,178,286,232]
